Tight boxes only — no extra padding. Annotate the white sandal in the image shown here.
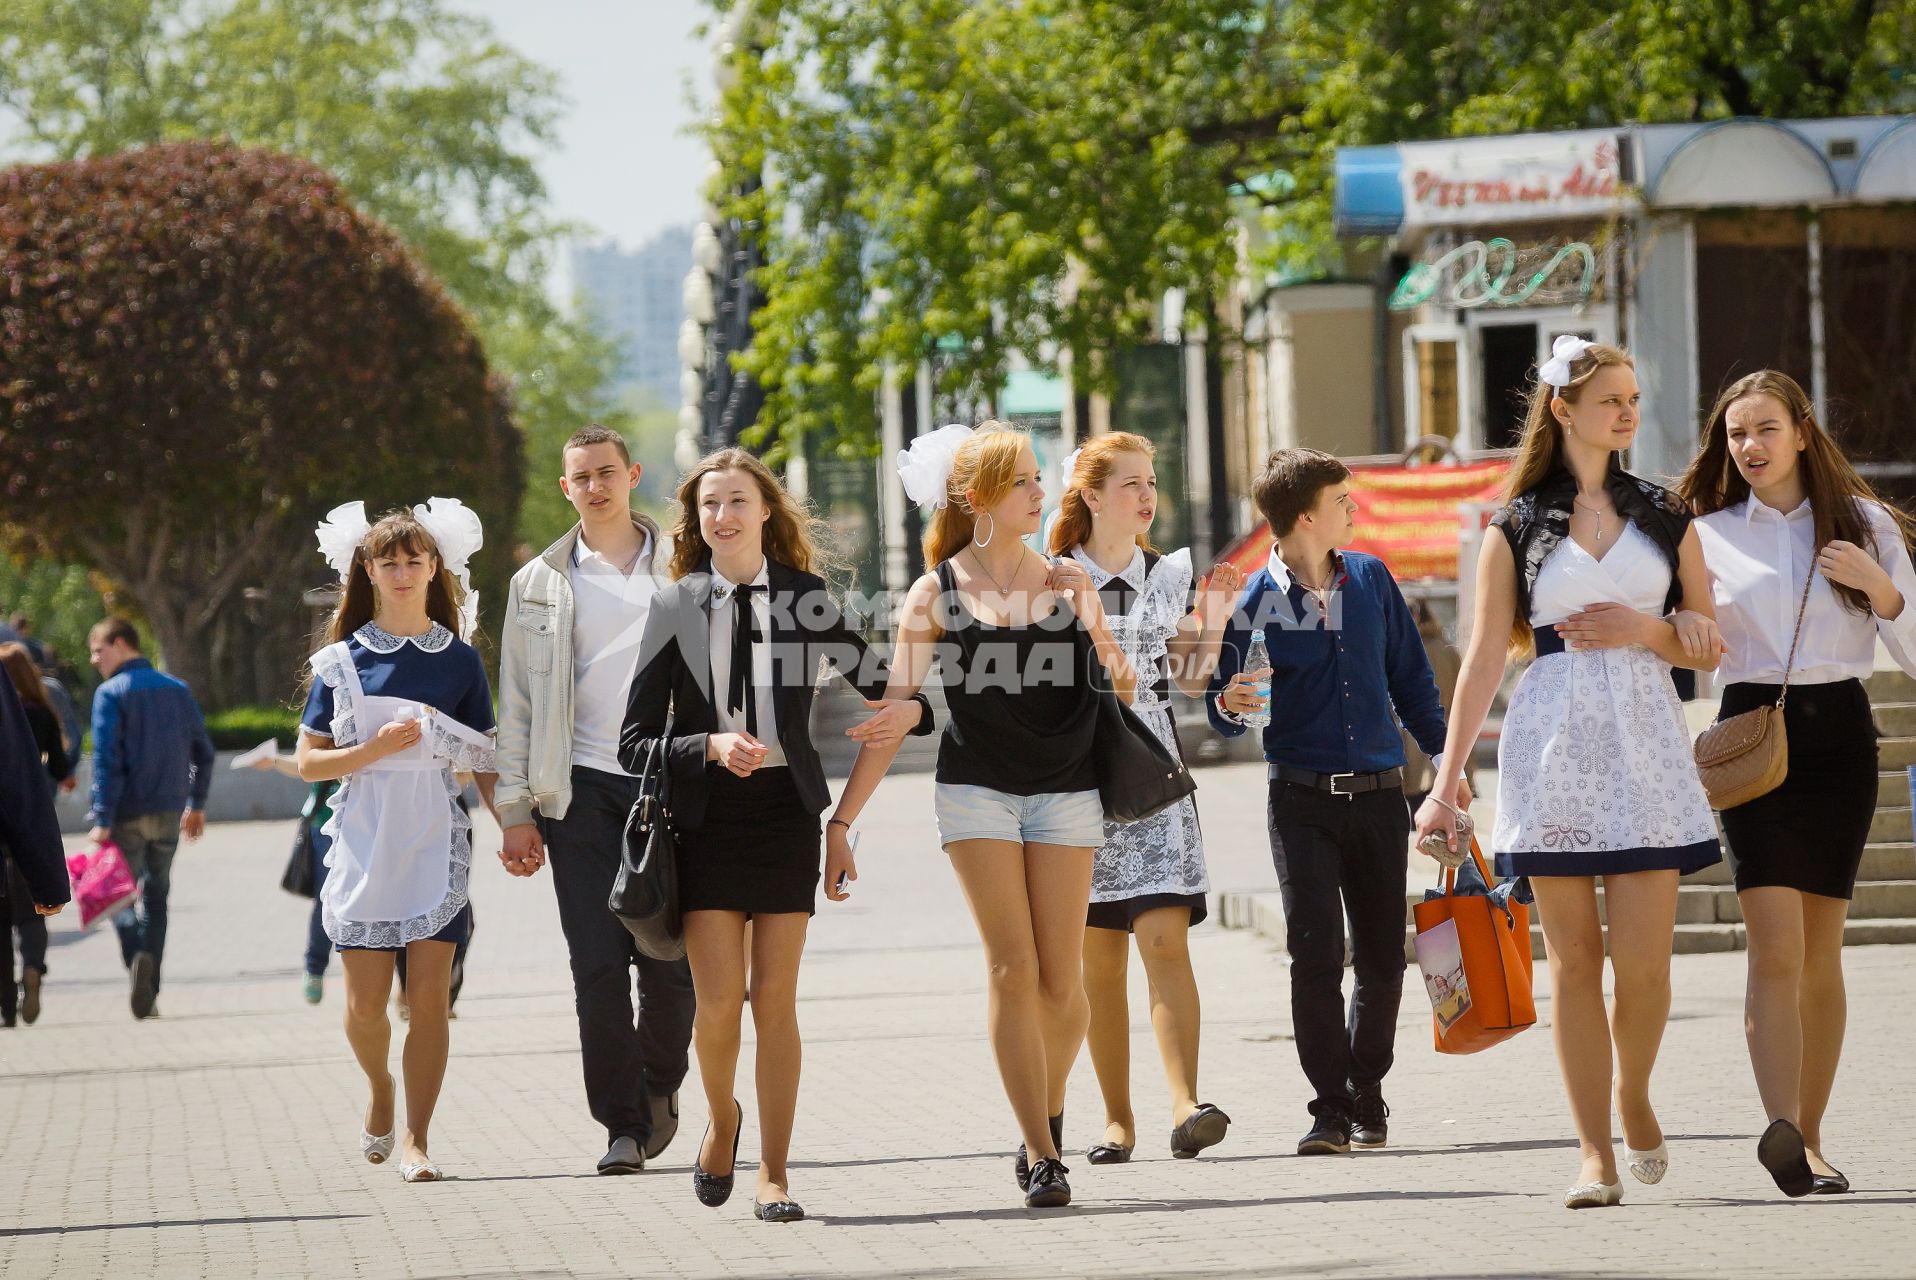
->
[400,1158,441,1183]
[1563,1180,1624,1209]
[360,1130,396,1164]
[1627,1141,1669,1185]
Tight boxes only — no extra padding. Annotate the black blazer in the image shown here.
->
[618,558,934,828]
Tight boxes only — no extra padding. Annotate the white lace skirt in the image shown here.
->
[1491,647,1720,878]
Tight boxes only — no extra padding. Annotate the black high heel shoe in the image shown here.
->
[693,1100,743,1208]
[1014,1112,1064,1191]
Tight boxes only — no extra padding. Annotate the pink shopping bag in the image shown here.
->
[66,840,140,931]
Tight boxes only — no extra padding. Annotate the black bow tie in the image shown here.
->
[723,582,763,735]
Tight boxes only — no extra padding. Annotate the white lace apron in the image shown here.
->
[309,640,496,947]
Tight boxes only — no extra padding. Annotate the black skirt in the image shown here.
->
[1718,679,1878,900]
[1086,891,1208,933]
[676,766,822,917]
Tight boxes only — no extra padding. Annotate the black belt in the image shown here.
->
[1269,765,1404,797]
[1532,625,1566,658]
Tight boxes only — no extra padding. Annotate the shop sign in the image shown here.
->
[1401,132,1624,227]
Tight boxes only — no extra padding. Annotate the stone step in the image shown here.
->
[1875,770,1913,807]
[1873,703,1916,737]
[1880,738,1916,769]
[1871,806,1914,845]
[1864,669,1916,702]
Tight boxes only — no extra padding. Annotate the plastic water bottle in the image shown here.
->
[1241,632,1273,730]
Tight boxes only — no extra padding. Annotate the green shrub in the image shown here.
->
[205,704,304,752]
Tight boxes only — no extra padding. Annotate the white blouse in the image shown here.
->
[708,561,786,767]
[1695,496,1916,686]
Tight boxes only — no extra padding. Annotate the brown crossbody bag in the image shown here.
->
[1692,569,1815,810]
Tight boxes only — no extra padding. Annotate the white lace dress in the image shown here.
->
[1491,523,1720,878]
[300,623,498,948]
[1072,547,1210,927]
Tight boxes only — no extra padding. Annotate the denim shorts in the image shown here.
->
[934,784,1106,848]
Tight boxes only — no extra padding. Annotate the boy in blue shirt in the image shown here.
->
[1210,449,1470,1155]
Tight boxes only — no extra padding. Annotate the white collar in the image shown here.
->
[1070,543,1145,588]
[574,525,653,572]
[356,621,454,654]
[1267,546,1344,593]
[1740,495,1812,527]
[711,560,771,602]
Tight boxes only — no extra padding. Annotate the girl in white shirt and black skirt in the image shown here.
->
[1682,369,1916,1200]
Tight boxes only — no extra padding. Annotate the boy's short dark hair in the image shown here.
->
[89,617,141,650]
[1252,448,1352,537]
[563,424,631,466]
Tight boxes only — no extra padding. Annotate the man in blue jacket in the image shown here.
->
[86,617,214,1020]
[1209,449,1470,1157]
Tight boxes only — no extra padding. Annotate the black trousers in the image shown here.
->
[1267,779,1411,1121]
[538,766,696,1145]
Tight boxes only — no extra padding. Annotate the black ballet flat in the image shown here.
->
[753,1198,806,1223]
[1811,1168,1851,1195]
[693,1100,743,1208]
[1171,1102,1232,1159]
[1086,1142,1133,1165]
[1757,1118,1816,1198]
[1014,1111,1064,1191]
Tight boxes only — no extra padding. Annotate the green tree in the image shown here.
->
[708,0,1916,453]
[0,142,523,709]
[0,0,629,554]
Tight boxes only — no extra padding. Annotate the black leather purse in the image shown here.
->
[611,734,686,961]
[1092,684,1197,822]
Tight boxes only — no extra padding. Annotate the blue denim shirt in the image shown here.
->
[1206,550,1447,774]
[87,658,215,827]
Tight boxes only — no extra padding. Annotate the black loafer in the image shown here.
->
[693,1100,743,1208]
[643,1091,680,1161]
[1023,1157,1071,1209]
[1757,1119,1816,1198]
[753,1198,805,1222]
[1297,1115,1352,1156]
[1171,1103,1231,1158]
[1085,1142,1133,1165]
[1014,1112,1064,1190]
[1811,1169,1851,1195]
[597,1136,645,1175]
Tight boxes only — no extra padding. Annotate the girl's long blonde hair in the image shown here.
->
[1046,432,1159,557]
[922,423,1030,569]
[322,509,465,645]
[668,447,829,580]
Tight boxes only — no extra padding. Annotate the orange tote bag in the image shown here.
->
[1411,837,1537,1055]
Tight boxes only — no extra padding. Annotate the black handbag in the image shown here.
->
[280,819,316,898]
[1092,684,1197,822]
[612,734,686,961]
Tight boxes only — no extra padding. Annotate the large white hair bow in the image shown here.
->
[896,423,974,509]
[312,497,485,639]
[1060,447,1084,489]
[1537,334,1597,391]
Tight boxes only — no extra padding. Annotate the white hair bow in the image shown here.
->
[312,497,486,639]
[896,423,974,509]
[1060,447,1083,489]
[1537,334,1597,391]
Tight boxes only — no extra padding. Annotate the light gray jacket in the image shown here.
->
[494,512,671,829]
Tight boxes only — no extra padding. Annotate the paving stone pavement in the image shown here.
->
[3,762,1912,1278]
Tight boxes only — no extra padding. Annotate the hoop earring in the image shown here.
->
[973,512,995,549]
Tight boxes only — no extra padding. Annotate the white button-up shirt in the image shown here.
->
[708,561,786,768]
[1696,496,1916,686]
[568,529,657,775]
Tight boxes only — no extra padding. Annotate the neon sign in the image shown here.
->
[1389,238,1598,311]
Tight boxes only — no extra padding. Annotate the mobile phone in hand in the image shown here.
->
[834,831,859,897]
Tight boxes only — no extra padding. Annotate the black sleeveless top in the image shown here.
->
[932,559,1100,795]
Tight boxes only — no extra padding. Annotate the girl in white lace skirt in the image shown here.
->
[1049,433,1243,1165]
[297,500,498,1183]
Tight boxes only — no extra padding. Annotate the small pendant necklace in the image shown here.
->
[1574,496,1612,542]
[969,547,1020,597]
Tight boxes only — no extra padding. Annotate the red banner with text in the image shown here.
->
[1221,460,1510,582]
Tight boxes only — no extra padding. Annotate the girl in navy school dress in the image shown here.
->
[296,500,498,1183]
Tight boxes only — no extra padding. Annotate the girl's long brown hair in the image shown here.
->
[923,424,1030,568]
[1501,342,1635,654]
[1502,341,1635,503]
[1677,369,1916,615]
[668,447,829,580]
[1046,431,1160,557]
[322,509,466,645]
[0,642,54,716]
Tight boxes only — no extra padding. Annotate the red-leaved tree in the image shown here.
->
[0,141,524,709]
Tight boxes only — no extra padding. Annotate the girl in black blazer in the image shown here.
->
[619,447,931,1223]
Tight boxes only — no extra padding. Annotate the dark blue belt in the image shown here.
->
[1533,625,1566,658]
